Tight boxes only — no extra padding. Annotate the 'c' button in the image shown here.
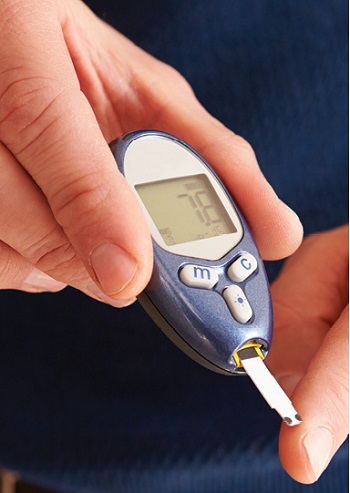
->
[227,253,258,283]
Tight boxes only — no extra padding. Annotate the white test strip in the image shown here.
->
[239,347,302,426]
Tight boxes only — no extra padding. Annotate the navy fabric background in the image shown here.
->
[0,1,348,492]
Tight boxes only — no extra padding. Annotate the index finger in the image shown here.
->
[120,52,304,260]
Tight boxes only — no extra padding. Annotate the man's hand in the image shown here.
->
[0,0,303,303]
[267,225,349,483]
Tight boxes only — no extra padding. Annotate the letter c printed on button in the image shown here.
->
[241,258,252,270]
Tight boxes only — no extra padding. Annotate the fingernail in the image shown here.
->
[90,243,137,296]
[303,428,333,482]
[86,282,136,308]
[22,268,67,293]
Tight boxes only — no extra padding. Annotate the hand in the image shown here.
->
[267,225,348,483]
[0,0,302,304]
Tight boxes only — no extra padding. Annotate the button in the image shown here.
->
[223,285,253,324]
[227,253,258,283]
[179,264,219,289]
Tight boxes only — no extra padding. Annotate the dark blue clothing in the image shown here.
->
[0,1,348,492]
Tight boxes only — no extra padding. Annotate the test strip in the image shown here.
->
[239,347,302,426]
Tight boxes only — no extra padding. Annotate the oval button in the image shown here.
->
[223,285,253,324]
[227,253,258,283]
[179,264,219,289]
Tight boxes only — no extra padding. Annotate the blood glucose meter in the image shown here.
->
[110,129,273,375]
[110,130,302,426]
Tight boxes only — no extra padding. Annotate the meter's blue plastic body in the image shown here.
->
[110,130,273,375]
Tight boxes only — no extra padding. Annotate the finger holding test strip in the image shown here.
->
[267,226,349,484]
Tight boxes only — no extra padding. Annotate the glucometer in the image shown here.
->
[110,130,301,426]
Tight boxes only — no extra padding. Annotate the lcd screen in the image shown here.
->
[135,174,236,246]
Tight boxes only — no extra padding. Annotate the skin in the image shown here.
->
[267,225,349,483]
[0,0,346,484]
[0,0,302,303]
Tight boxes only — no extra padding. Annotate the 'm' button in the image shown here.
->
[179,264,219,289]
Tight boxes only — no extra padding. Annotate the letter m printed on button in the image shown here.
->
[179,264,219,289]
[193,266,211,280]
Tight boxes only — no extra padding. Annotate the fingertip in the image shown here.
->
[279,421,334,484]
[257,200,304,261]
[279,425,309,483]
[85,284,137,308]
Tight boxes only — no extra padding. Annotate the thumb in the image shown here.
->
[0,1,153,300]
[279,307,349,483]
[266,226,349,483]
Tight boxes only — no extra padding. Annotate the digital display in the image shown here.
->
[135,174,236,246]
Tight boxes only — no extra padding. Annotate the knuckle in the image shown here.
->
[0,70,72,156]
[199,130,256,168]
[0,243,29,287]
[36,244,76,280]
[21,228,84,284]
[309,365,349,433]
[330,366,349,414]
[159,62,195,95]
[326,379,349,433]
[230,133,255,156]
[133,60,195,109]
[211,131,256,163]
[50,171,110,232]
[0,248,12,283]
[37,247,84,285]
